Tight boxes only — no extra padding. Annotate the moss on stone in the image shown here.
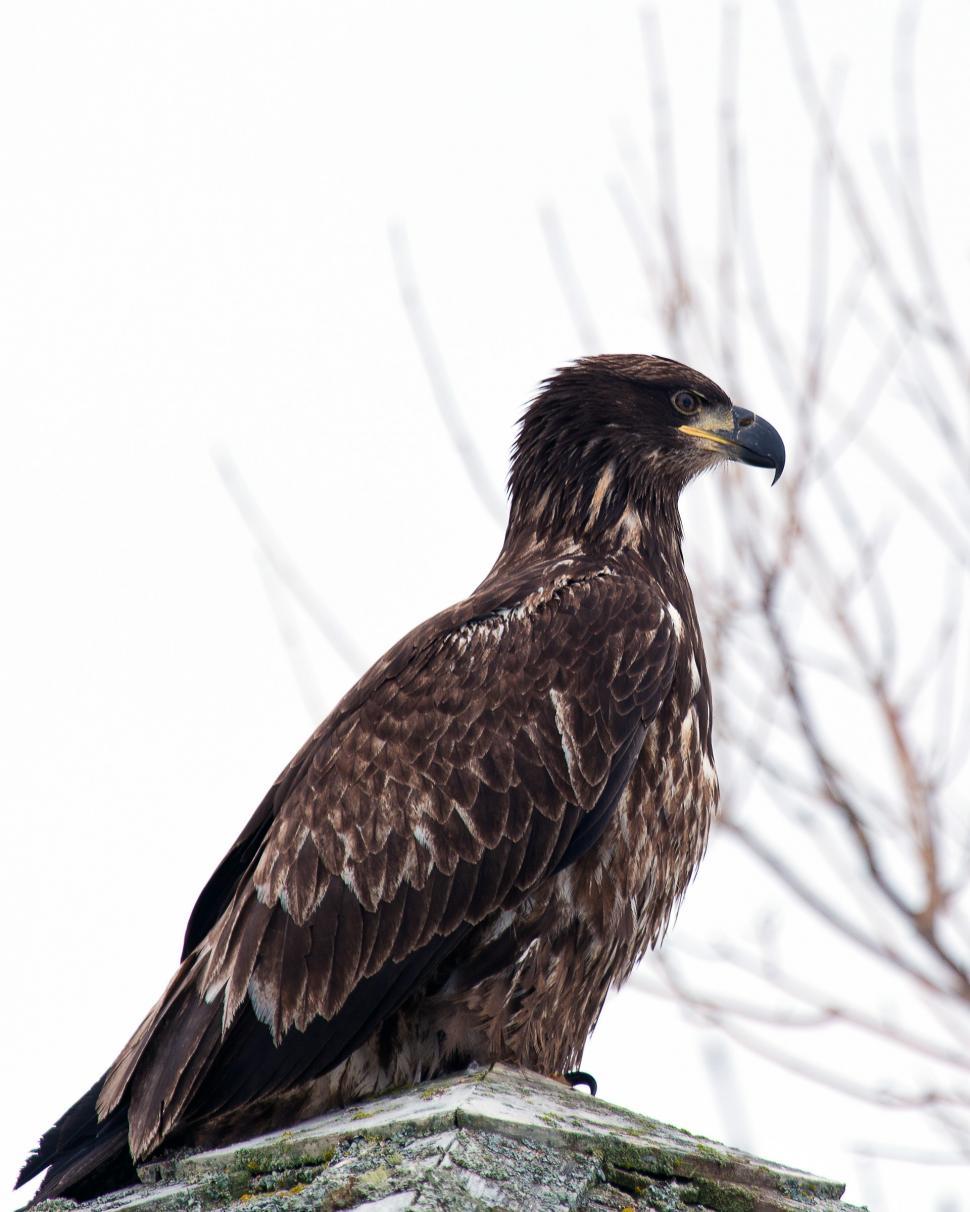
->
[682,1177,758,1212]
[597,1136,680,1181]
[604,1165,648,1198]
[695,1142,731,1167]
[355,1166,390,1193]
[36,1065,864,1212]
[217,1142,336,1181]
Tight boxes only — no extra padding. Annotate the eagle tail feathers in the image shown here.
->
[17,1075,136,1205]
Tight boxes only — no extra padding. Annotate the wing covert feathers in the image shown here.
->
[99,565,677,1160]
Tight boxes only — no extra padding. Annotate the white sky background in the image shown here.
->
[2,3,968,1210]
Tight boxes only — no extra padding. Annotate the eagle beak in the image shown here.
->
[678,408,786,485]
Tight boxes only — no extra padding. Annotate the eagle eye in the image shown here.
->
[672,390,701,416]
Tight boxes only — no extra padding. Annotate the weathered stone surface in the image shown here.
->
[30,1065,867,1212]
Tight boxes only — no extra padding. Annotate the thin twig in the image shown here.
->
[539,204,603,354]
[213,448,368,673]
[388,224,507,524]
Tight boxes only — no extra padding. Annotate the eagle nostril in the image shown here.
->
[736,409,755,428]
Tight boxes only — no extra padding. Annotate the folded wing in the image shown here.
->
[70,569,678,1170]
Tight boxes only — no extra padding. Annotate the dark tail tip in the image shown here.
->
[17,1076,138,1205]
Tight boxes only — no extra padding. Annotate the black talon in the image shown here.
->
[564,1069,597,1097]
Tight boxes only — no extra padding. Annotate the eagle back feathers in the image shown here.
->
[97,559,680,1159]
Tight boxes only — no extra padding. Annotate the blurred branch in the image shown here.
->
[652,939,970,1071]
[715,3,740,384]
[213,448,368,673]
[639,5,714,358]
[257,555,329,720]
[778,0,970,409]
[388,224,506,524]
[645,954,970,1112]
[850,1140,970,1166]
[624,0,970,1159]
[722,818,948,994]
[539,204,602,354]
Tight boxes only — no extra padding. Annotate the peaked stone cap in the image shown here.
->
[30,1065,867,1212]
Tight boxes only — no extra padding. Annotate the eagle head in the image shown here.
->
[506,354,785,547]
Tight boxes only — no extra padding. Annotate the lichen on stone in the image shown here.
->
[26,1066,867,1212]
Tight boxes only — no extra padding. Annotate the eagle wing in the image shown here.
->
[98,566,677,1158]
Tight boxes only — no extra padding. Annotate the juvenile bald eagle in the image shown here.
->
[19,355,784,1202]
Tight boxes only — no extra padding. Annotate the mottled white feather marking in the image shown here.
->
[548,688,580,786]
[203,976,227,1006]
[247,975,278,1036]
[589,461,615,522]
[492,603,528,624]
[518,937,540,966]
[618,507,643,544]
[667,604,685,640]
[701,752,718,793]
[689,655,701,696]
[340,865,364,901]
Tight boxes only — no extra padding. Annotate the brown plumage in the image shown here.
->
[18,354,785,1202]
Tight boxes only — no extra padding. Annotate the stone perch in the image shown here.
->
[29,1065,867,1212]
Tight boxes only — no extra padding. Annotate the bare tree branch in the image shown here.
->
[539,204,602,354]
[388,223,507,524]
[213,448,368,673]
